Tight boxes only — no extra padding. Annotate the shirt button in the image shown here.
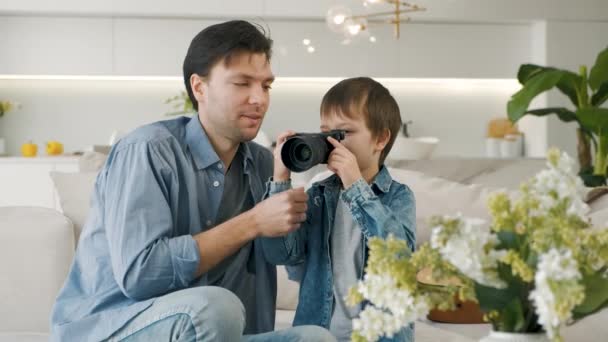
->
[217,164,223,169]
[206,220,212,226]
[213,180,220,187]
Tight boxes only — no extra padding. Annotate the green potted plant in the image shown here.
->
[164,91,195,116]
[507,46,608,186]
[0,100,21,155]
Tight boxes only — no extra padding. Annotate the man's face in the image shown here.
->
[195,52,274,143]
[320,110,383,174]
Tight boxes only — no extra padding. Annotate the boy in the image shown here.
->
[262,77,416,341]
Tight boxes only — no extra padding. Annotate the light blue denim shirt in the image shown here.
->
[261,167,416,342]
[50,115,276,342]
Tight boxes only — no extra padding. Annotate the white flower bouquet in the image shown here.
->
[348,149,608,342]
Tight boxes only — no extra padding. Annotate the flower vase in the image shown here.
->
[479,331,549,342]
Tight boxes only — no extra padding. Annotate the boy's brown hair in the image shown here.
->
[320,77,402,166]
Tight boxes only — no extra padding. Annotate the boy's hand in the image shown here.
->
[327,136,362,189]
[251,187,308,237]
[273,130,296,181]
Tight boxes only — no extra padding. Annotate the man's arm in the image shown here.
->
[104,141,200,300]
[193,186,308,277]
[105,140,308,299]
[258,180,311,266]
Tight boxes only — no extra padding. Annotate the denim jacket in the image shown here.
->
[261,166,416,341]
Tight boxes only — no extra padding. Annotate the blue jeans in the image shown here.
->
[106,286,336,342]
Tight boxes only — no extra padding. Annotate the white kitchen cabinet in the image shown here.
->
[0,17,113,75]
[0,157,79,210]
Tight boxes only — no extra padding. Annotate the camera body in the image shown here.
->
[280,129,346,172]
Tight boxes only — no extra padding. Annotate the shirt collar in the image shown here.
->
[185,114,254,171]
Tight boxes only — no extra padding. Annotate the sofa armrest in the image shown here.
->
[0,207,75,334]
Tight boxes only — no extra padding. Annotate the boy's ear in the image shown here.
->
[375,129,391,152]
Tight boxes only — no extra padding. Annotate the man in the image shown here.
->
[50,20,335,342]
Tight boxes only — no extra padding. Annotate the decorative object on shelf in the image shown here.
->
[164,91,195,116]
[46,141,64,156]
[347,149,608,342]
[326,0,425,40]
[21,141,37,157]
[485,118,524,159]
[389,121,439,160]
[0,100,21,156]
[390,136,438,160]
[507,46,608,187]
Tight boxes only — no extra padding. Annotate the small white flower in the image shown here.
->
[352,273,428,341]
[529,249,581,339]
[430,216,506,288]
[532,151,589,218]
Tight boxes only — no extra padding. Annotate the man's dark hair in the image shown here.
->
[183,20,273,110]
[320,77,402,166]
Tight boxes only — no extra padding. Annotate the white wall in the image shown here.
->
[544,21,608,159]
[0,78,519,157]
[0,15,531,158]
[0,16,531,78]
[0,7,606,159]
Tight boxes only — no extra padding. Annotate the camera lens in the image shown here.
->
[294,144,312,161]
[281,130,345,172]
[282,135,329,172]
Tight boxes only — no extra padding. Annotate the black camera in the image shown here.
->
[280,130,346,172]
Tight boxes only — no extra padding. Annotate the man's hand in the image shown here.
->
[251,187,308,237]
[327,136,362,189]
[273,130,296,181]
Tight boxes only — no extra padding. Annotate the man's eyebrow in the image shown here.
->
[230,74,275,83]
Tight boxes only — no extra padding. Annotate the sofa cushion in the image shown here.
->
[49,171,98,244]
[276,266,299,311]
[0,332,50,342]
[0,207,74,334]
[386,158,546,189]
[308,168,501,246]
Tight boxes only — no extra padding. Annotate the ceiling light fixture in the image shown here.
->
[326,1,425,39]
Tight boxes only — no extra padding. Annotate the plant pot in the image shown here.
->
[479,330,549,342]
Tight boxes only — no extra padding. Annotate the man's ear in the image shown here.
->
[375,129,391,152]
[190,74,206,105]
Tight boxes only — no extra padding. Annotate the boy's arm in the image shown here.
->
[260,179,310,265]
[342,179,416,250]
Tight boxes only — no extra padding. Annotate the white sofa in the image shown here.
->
[1,155,607,342]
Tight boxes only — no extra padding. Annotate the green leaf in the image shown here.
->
[579,172,607,187]
[516,64,582,107]
[576,108,608,135]
[508,70,564,123]
[497,231,518,250]
[573,271,608,319]
[592,82,608,107]
[521,107,578,123]
[499,298,526,332]
[589,46,608,91]
[517,64,546,84]
[475,282,519,312]
[475,263,523,313]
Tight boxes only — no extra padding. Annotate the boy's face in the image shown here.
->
[193,52,275,143]
[320,110,385,175]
